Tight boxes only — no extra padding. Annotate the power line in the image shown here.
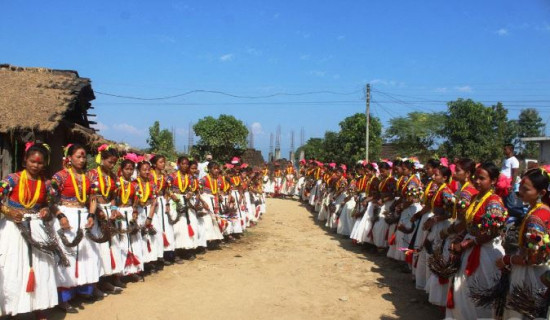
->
[95,89,363,101]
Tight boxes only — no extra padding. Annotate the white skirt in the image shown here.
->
[388,203,420,261]
[372,200,394,248]
[96,204,123,276]
[295,177,305,197]
[350,201,373,243]
[317,194,331,222]
[156,196,175,253]
[425,218,452,303]
[169,195,198,249]
[445,236,504,320]
[117,206,144,275]
[309,180,321,207]
[54,206,100,288]
[200,194,224,241]
[414,212,433,290]
[503,264,549,319]
[0,215,58,315]
[230,190,247,232]
[337,198,356,236]
[137,205,158,263]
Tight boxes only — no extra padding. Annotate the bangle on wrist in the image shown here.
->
[146,217,153,221]
[87,213,95,219]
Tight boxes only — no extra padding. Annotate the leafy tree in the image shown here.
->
[338,113,382,163]
[385,111,445,159]
[296,138,324,161]
[440,99,513,161]
[294,113,382,165]
[515,108,545,158]
[193,114,248,162]
[147,121,177,160]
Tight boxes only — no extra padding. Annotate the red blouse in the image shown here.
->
[3,172,47,209]
[52,169,91,200]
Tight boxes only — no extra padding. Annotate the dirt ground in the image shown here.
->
[44,198,441,320]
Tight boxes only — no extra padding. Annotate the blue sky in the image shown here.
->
[2,1,550,159]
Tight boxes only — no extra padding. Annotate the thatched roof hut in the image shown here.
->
[0,64,105,176]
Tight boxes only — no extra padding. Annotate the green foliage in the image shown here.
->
[385,111,445,159]
[146,121,177,161]
[296,113,382,165]
[440,99,516,161]
[515,108,545,158]
[193,114,248,162]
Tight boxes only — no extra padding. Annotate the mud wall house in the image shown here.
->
[0,64,106,177]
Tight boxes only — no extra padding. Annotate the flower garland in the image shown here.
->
[68,168,87,204]
[206,175,219,195]
[18,170,42,209]
[177,171,190,193]
[97,167,112,198]
[119,177,131,205]
[137,178,151,204]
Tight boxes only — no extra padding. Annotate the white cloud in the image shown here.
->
[92,122,108,131]
[158,35,176,43]
[310,70,326,77]
[454,85,473,93]
[246,47,261,56]
[250,122,263,135]
[112,123,144,136]
[496,28,508,36]
[434,87,448,93]
[219,53,234,62]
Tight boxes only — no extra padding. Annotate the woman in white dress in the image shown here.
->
[0,143,58,319]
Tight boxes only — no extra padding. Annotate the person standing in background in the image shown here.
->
[501,144,523,219]
[198,154,212,180]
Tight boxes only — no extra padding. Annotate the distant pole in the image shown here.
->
[366,84,370,162]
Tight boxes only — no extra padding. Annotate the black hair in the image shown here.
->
[150,154,166,167]
[25,143,50,165]
[365,163,375,172]
[402,160,415,170]
[177,156,189,164]
[478,161,500,181]
[504,143,515,151]
[336,166,344,173]
[456,158,476,176]
[189,160,198,167]
[120,159,136,170]
[137,161,151,171]
[426,158,440,168]
[207,161,219,170]
[522,168,550,193]
[67,143,85,157]
[437,166,452,182]
[393,159,403,167]
[378,162,391,170]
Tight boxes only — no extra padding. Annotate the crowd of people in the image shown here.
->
[0,143,267,319]
[273,146,550,320]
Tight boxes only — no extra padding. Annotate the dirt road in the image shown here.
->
[50,198,440,320]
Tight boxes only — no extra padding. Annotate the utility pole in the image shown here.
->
[366,84,370,162]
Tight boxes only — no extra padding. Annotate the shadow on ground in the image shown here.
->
[298,202,442,320]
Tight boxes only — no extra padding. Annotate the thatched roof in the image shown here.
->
[0,64,94,133]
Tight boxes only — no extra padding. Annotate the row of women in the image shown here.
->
[0,143,267,319]
[293,158,550,320]
[261,162,298,198]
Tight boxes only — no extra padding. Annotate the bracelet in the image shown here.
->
[87,213,95,219]
[146,217,153,221]
[56,213,67,220]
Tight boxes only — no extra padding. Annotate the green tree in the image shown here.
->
[440,99,513,161]
[385,111,445,159]
[193,114,248,162]
[515,108,545,158]
[147,121,177,160]
[297,138,324,160]
[294,113,382,165]
[338,113,382,164]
